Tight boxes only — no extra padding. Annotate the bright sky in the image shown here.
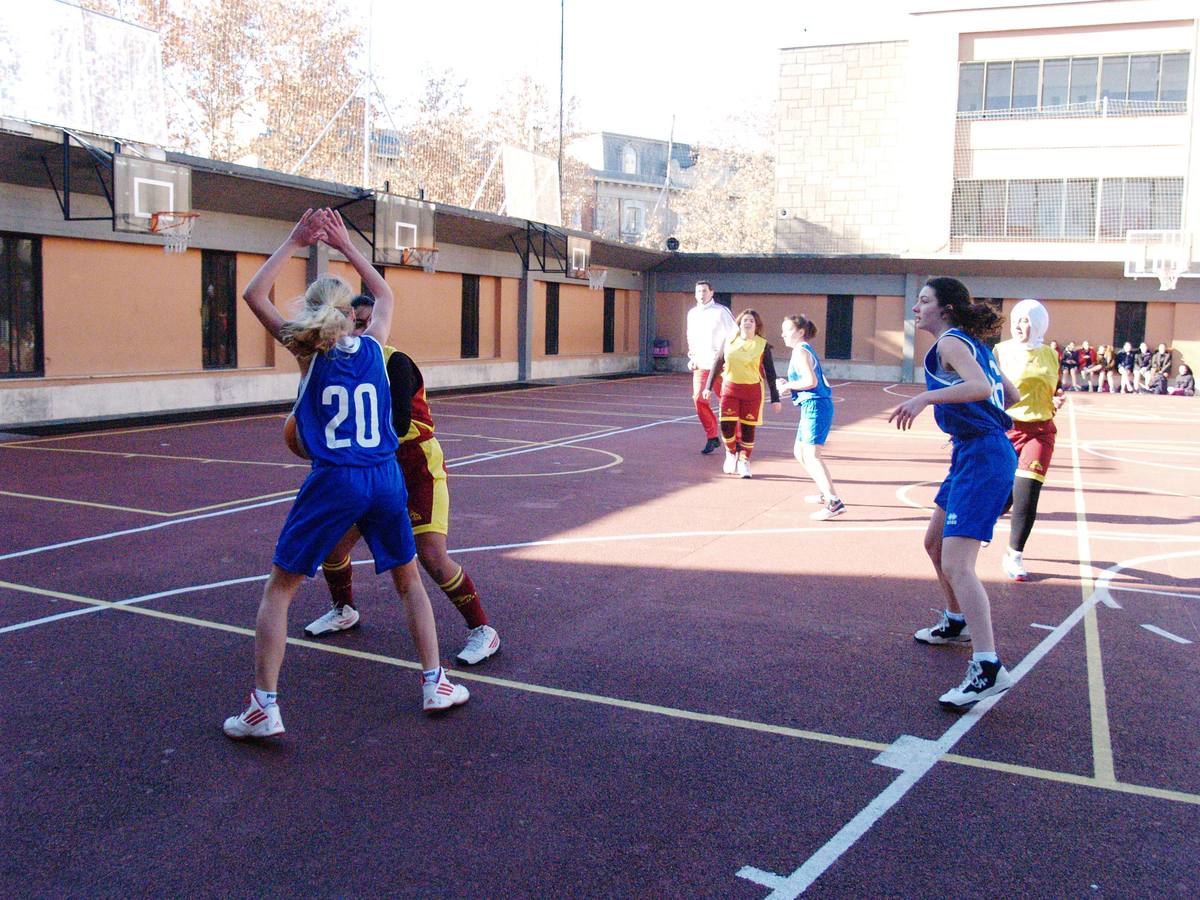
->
[364,0,908,145]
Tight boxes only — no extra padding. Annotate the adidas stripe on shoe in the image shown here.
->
[223,693,285,739]
[422,669,470,713]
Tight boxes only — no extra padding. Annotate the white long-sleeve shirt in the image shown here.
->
[686,301,736,370]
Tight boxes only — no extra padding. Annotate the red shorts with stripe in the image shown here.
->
[1006,418,1056,483]
[396,437,450,535]
[719,381,765,427]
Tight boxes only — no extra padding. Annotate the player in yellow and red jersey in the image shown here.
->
[292,295,500,665]
[993,298,1063,583]
[702,308,781,479]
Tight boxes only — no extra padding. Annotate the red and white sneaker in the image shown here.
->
[456,624,500,666]
[422,669,470,713]
[223,693,284,739]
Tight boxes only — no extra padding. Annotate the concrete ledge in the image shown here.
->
[529,355,639,380]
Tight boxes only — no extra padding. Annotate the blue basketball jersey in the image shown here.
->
[789,342,832,405]
[293,335,400,466]
[924,328,1012,439]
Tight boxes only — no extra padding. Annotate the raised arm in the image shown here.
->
[242,209,325,344]
[319,209,395,343]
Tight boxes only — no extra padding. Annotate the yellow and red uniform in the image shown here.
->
[995,341,1058,483]
[710,334,780,427]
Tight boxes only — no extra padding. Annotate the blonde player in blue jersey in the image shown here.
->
[889,277,1019,710]
[224,209,468,740]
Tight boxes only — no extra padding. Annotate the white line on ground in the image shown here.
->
[1140,624,1193,644]
[1031,623,1057,631]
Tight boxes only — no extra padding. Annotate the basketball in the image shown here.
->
[283,414,309,460]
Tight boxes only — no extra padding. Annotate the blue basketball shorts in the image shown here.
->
[794,397,834,446]
[274,459,417,577]
[933,432,1018,543]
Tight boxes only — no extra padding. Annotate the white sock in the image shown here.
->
[253,687,277,708]
[1007,548,1023,562]
[422,667,442,684]
[972,651,1000,664]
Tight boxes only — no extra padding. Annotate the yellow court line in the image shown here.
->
[0,444,304,469]
[1069,399,1116,783]
[0,488,297,518]
[0,412,286,446]
[2,577,1197,807]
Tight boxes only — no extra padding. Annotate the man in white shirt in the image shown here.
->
[686,280,736,454]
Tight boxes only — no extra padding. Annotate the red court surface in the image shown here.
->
[2,374,1198,897]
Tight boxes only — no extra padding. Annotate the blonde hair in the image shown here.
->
[279,276,355,356]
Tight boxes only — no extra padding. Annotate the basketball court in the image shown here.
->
[1,376,1196,896]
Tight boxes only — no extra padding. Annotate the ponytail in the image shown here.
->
[279,276,355,356]
[785,314,818,341]
[925,277,1003,340]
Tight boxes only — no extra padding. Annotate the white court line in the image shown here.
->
[1107,584,1199,600]
[0,523,934,635]
[882,383,918,398]
[738,396,1107,898]
[1140,624,1193,645]
[446,414,691,468]
[1031,623,1056,631]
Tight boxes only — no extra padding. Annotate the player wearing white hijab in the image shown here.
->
[994,299,1062,581]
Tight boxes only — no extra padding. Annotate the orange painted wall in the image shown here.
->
[41,238,202,376]
[874,296,905,365]
[556,283,604,356]
[1041,300,1116,348]
[1172,304,1200,373]
[1145,302,1175,348]
[851,298,877,361]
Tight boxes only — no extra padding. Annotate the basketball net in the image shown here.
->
[401,247,439,273]
[585,267,608,291]
[150,212,199,254]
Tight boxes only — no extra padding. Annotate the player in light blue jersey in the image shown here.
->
[776,314,845,521]
[223,209,468,740]
[889,277,1019,711]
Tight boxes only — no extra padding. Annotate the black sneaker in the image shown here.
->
[701,437,721,455]
[939,658,1012,709]
[914,610,971,645]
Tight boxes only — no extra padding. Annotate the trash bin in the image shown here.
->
[652,338,670,372]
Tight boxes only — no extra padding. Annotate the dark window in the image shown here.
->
[825,295,853,360]
[1114,301,1146,348]
[201,250,237,370]
[984,61,1013,110]
[1012,60,1040,109]
[1069,57,1098,105]
[714,291,733,311]
[359,265,387,298]
[1161,53,1189,102]
[602,287,615,354]
[1100,55,1129,101]
[1042,58,1070,107]
[1,233,42,377]
[461,274,479,359]
[958,62,985,112]
[1128,54,1160,102]
[545,282,559,355]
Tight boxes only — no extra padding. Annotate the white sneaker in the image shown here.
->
[723,450,737,474]
[1002,550,1028,582]
[303,604,360,637]
[456,624,500,665]
[939,659,1012,710]
[736,457,752,479]
[423,669,470,713]
[810,497,845,521]
[223,693,284,739]
[804,493,827,504]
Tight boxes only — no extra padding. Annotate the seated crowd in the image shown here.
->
[1048,339,1194,396]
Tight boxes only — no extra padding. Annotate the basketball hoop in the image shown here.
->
[1125,229,1192,292]
[149,211,199,254]
[401,246,439,273]
[585,267,608,291]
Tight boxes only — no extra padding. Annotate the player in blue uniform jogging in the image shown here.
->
[223,209,468,739]
[888,277,1019,710]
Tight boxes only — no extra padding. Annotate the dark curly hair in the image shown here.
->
[925,277,1003,340]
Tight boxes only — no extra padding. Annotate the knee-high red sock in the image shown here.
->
[720,421,738,453]
[740,424,756,459]
[321,555,355,609]
[439,566,488,629]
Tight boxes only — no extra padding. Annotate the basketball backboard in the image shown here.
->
[567,235,591,278]
[1124,229,1197,291]
[0,1,167,147]
[502,145,562,226]
[114,154,191,233]
[373,193,435,266]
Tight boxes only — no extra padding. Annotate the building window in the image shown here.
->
[621,144,637,174]
[545,282,559,355]
[825,295,854,360]
[621,203,645,237]
[461,274,479,359]
[201,250,237,370]
[714,291,733,311]
[958,51,1188,117]
[1,232,42,377]
[602,287,615,354]
[952,176,1177,241]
